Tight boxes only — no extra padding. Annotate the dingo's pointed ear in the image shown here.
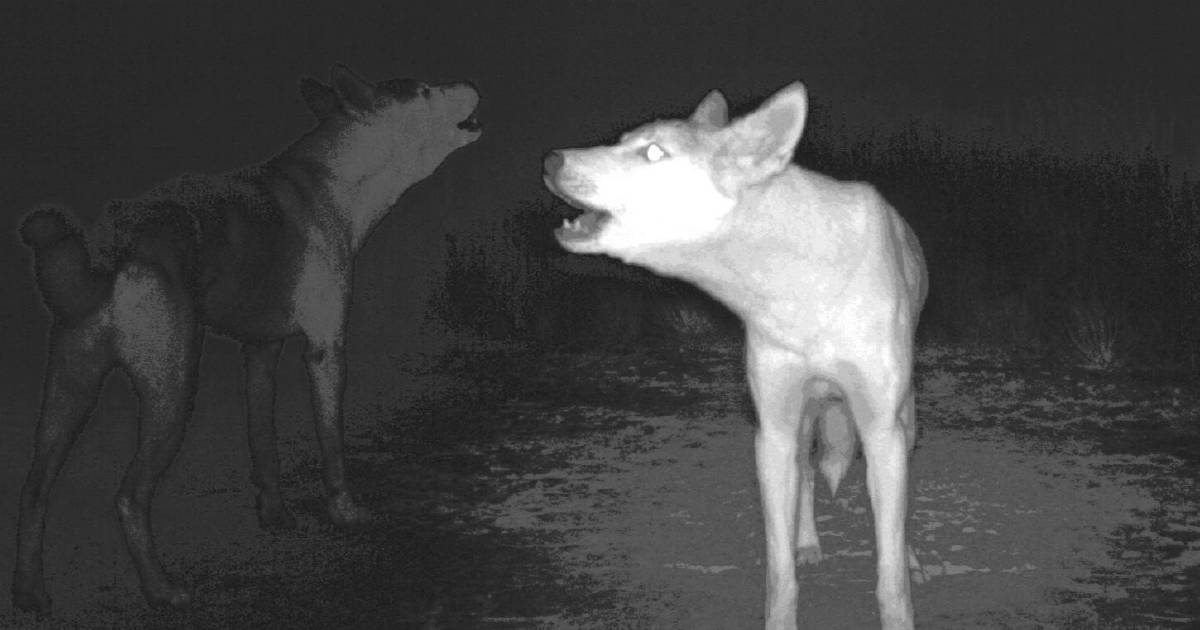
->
[330,64,377,113]
[690,89,728,126]
[724,82,808,182]
[299,77,338,120]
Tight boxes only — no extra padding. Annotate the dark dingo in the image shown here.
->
[544,83,926,629]
[14,65,481,612]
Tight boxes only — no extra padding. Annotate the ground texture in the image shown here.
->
[1,339,1197,629]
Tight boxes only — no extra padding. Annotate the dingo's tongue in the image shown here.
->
[556,210,609,242]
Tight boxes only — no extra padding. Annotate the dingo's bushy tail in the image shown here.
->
[817,404,857,496]
[20,206,111,323]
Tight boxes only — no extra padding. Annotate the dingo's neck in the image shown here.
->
[627,169,877,326]
[274,122,439,253]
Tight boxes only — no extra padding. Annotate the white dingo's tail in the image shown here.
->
[817,403,857,496]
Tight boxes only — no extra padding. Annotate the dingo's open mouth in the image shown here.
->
[555,202,611,242]
[457,110,482,132]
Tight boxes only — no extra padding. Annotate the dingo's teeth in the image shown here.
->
[554,208,610,241]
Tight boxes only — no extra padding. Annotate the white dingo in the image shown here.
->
[543,83,927,630]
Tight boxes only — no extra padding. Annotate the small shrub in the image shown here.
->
[1064,297,1125,370]
[660,298,719,338]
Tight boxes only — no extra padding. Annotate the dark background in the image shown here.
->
[1,2,1199,627]
[3,1,1195,210]
[0,1,1197,416]
[2,2,1198,367]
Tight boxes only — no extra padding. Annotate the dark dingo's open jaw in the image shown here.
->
[13,65,481,614]
[545,83,927,630]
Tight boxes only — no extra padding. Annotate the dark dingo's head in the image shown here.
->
[543,82,807,259]
[296,65,482,242]
[301,64,482,159]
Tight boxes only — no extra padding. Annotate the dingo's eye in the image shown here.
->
[642,143,668,162]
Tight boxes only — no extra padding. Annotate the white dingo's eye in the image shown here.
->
[642,143,667,162]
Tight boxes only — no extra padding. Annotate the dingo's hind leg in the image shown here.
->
[12,324,114,615]
[242,340,296,530]
[897,390,929,586]
[110,264,199,609]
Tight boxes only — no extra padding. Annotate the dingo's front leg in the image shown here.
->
[747,337,807,630]
[304,334,371,526]
[294,250,370,527]
[846,379,915,630]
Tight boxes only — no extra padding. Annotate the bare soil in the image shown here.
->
[1,337,1197,629]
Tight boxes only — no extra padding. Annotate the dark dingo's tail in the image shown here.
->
[20,206,111,323]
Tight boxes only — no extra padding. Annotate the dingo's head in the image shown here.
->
[301,64,482,177]
[544,81,808,257]
[296,65,482,246]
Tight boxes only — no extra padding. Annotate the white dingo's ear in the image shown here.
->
[330,64,377,114]
[690,89,728,126]
[299,77,339,120]
[724,82,808,182]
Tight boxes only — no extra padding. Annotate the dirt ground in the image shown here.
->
[1,336,1198,629]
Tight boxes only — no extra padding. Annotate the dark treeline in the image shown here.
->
[437,112,1199,371]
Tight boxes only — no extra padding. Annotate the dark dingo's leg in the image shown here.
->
[242,340,296,530]
[294,256,369,527]
[305,336,370,525]
[12,324,113,615]
[111,264,198,608]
